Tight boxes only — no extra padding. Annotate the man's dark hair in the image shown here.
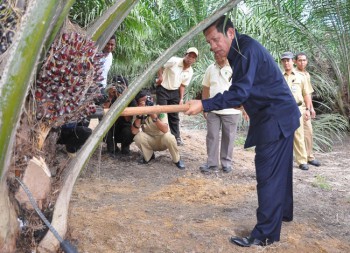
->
[204,15,234,35]
[135,89,150,102]
[110,34,116,41]
[295,52,308,60]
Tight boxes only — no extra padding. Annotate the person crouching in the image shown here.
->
[131,90,185,169]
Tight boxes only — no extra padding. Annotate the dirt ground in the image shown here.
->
[66,115,350,253]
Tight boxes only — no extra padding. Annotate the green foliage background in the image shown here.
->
[71,0,350,152]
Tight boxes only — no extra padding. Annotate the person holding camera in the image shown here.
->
[105,75,136,155]
[131,90,185,169]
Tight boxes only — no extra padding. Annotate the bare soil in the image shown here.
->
[67,115,350,253]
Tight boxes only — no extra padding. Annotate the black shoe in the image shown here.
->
[222,166,232,173]
[107,147,120,158]
[176,137,184,146]
[174,159,185,170]
[299,164,309,170]
[107,146,120,154]
[121,145,130,155]
[282,217,293,222]
[230,236,273,247]
[199,164,218,173]
[138,153,155,164]
[308,160,321,167]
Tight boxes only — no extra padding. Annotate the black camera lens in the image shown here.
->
[145,96,154,106]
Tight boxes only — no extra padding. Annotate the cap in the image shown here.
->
[280,51,294,59]
[186,47,199,57]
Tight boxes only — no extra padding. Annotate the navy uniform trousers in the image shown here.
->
[250,134,294,242]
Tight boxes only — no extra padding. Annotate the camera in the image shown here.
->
[145,95,154,106]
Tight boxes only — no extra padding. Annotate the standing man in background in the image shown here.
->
[92,35,116,121]
[156,47,198,146]
[185,15,300,247]
[281,52,312,171]
[200,54,241,174]
[294,52,321,167]
[100,35,116,89]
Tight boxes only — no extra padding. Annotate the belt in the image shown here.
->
[297,102,302,106]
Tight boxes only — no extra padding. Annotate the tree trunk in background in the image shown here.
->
[0,183,18,252]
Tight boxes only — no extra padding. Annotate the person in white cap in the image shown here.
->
[155,47,198,146]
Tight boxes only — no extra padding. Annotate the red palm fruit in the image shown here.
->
[46,92,53,99]
[46,71,53,78]
[62,33,69,43]
[64,66,71,75]
[74,86,81,92]
[65,106,71,114]
[53,53,61,60]
[54,103,61,111]
[36,112,43,119]
[56,93,63,100]
[35,89,43,99]
[58,109,65,116]
[41,74,48,81]
[51,85,58,92]
[61,75,69,82]
[51,67,58,74]
[56,60,63,68]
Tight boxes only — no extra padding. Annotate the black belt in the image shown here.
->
[297,102,302,106]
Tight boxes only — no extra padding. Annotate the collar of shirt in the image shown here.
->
[283,68,297,76]
[227,30,241,64]
[214,60,230,69]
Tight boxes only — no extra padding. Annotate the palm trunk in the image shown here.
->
[0,0,76,250]
[0,183,17,252]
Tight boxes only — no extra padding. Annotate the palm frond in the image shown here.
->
[313,113,349,152]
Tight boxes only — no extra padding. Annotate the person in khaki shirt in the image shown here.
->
[281,52,312,171]
[200,55,241,174]
[294,52,321,167]
[155,47,198,146]
[131,90,185,169]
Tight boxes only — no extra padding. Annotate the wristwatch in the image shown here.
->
[152,117,158,122]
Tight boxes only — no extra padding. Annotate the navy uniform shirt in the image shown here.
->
[202,31,300,148]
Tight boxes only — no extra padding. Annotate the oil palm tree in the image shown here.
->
[0,0,242,251]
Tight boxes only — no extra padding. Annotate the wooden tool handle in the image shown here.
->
[120,104,190,116]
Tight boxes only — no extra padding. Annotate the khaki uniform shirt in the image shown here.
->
[283,69,312,106]
[295,69,314,95]
[161,57,194,90]
[202,62,241,115]
[141,113,168,136]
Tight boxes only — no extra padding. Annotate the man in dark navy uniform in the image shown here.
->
[185,16,300,247]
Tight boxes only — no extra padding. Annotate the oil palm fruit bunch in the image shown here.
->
[0,0,19,54]
[35,32,105,127]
